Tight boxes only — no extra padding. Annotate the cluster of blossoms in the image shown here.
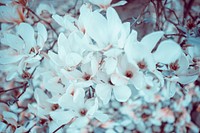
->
[0,0,200,132]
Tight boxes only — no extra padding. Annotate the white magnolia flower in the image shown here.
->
[0,4,25,24]
[153,40,182,64]
[125,31,183,71]
[52,89,108,128]
[95,72,131,104]
[139,72,163,102]
[28,88,52,119]
[52,14,78,32]
[53,4,91,34]
[60,60,98,83]
[0,22,47,80]
[83,7,130,51]
[168,53,199,84]
[48,32,85,69]
[116,54,144,90]
[125,31,158,70]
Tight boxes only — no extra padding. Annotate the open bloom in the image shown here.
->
[95,72,132,104]
[51,88,108,128]
[83,7,130,51]
[48,32,85,69]
[0,22,47,80]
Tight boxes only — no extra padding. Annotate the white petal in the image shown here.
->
[58,93,74,109]
[113,85,131,102]
[0,121,7,132]
[104,57,117,74]
[141,31,164,52]
[95,84,112,104]
[112,0,127,7]
[50,110,75,125]
[66,53,82,67]
[44,77,65,94]
[0,55,24,64]
[176,54,189,73]
[112,1,127,7]
[34,88,50,107]
[48,121,63,133]
[61,69,82,81]
[153,40,182,64]
[111,73,128,86]
[73,88,85,106]
[131,71,145,90]
[3,111,17,127]
[107,7,122,43]
[52,14,78,31]
[70,117,89,128]
[104,48,123,58]
[118,22,130,48]
[86,98,98,115]
[6,71,18,81]
[17,23,36,47]
[3,111,18,122]
[48,51,64,66]
[163,80,177,99]
[91,57,98,76]
[124,30,140,61]
[58,33,70,54]
[84,11,109,47]
[178,75,198,84]
[1,33,24,50]
[57,34,68,65]
[94,111,109,122]
[52,14,64,27]
[37,22,47,48]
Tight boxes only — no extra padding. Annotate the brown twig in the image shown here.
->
[24,6,58,37]
[0,82,28,94]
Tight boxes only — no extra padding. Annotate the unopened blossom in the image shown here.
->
[89,0,127,10]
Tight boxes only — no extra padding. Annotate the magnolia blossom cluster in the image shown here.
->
[0,0,200,133]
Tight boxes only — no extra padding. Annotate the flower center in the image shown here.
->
[170,60,179,71]
[125,70,133,78]
[51,104,59,111]
[70,89,75,96]
[83,73,91,81]
[79,108,87,116]
[146,85,151,90]
[137,60,147,70]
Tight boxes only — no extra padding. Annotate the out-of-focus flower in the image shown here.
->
[0,4,25,24]
[88,0,127,10]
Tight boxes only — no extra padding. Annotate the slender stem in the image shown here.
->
[52,124,65,133]
[0,82,28,94]
[25,6,58,37]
